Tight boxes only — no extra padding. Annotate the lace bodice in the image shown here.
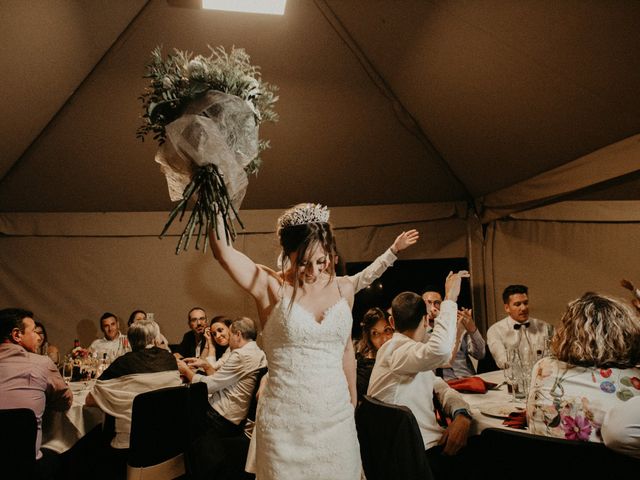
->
[254,295,361,479]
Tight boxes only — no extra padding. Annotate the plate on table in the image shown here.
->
[480,403,524,419]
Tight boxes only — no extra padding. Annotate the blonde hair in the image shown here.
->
[552,292,640,368]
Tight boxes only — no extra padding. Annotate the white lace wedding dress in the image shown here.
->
[254,294,362,479]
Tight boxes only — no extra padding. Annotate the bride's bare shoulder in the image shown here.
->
[336,275,355,299]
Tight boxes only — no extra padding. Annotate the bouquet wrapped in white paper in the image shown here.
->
[137,46,278,253]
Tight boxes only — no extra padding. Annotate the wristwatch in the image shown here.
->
[452,408,472,421]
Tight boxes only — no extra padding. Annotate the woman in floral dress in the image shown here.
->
[527,292,640,453]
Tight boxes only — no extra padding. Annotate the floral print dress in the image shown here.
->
[527,357,640,442]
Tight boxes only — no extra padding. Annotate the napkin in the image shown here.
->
[503,410,527,429]
[446,376,497,394]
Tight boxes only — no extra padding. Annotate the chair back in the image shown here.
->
[128,385,189,478]
[355,396,433,480]
[244,366,268,427]
[187,381,209,442]
[0,408,37,476]
[479,428,640,478]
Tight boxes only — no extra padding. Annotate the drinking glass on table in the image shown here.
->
[62,357,73,385]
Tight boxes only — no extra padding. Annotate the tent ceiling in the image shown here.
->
[1,0,639,213]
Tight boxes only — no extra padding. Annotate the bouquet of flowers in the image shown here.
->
[137,46,278,253]
[70,346,90,361]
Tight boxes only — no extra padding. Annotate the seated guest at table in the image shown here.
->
[202,316,233,369]
[178,317,267,480]
[34,321,61,366]
[355,307,393,401]
[126,309,170,351]
[486,284,551,369]
[0,308,72,479]
[175,307,208,359]
[89,312,127,360]
[87,319,181,446]
[423,287,486,380]
[421,286,443,335]
[368,275,475,480]
[527,292,640,453]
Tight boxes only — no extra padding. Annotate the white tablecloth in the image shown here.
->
[458,370,527,435]
[42,381,104,453]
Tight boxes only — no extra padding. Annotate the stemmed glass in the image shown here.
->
[62,357,73,385]
[503,348,518,402]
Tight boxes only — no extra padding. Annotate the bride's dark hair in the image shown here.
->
[277,204,338,304]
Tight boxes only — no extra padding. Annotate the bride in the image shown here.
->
[210,203,361,479]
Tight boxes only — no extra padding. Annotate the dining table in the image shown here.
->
[458,369,527,435]
[41,379,104,454]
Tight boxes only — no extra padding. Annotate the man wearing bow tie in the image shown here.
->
[486,285,551,369]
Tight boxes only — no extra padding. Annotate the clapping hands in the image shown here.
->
[457,307,477,334]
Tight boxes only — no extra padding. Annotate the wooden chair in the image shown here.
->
[355,395,434,480]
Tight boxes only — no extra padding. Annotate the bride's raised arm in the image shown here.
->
[208,227,273,306]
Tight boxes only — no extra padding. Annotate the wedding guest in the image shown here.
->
[202,316,233,369]
[368,280,474,480]
[175,307,208,359]
[422,286,486,379]
[178,317,266,480]
[126,309,146,327]
[126,309,170,350]
[486,285,551,369]
[0,308,72,479]
[422,286,443,334]
[85,319,181,478]
[89,312,127,360]
[34,321,61,366]
[527,292,640,454]
[354,307,393,401]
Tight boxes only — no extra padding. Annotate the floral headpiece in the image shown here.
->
[278,203,330,229]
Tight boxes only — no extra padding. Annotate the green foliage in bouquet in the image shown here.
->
[137,46,278,253]
[137,45,278,173]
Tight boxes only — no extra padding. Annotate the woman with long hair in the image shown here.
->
[354,307,393,401]
[34,321,60,366]
[209,203,362,479]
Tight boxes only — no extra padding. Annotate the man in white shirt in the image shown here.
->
[89,312,127,360]
[486,285,551,369]
[368,271,474,480]
[179,317,266,434]
[422,288,486,380]
[179,317,266,480]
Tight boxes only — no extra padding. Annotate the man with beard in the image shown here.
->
[175,307,208,359]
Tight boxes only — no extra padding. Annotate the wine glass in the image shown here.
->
[504,347,523,402]
[62,358,73,385]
